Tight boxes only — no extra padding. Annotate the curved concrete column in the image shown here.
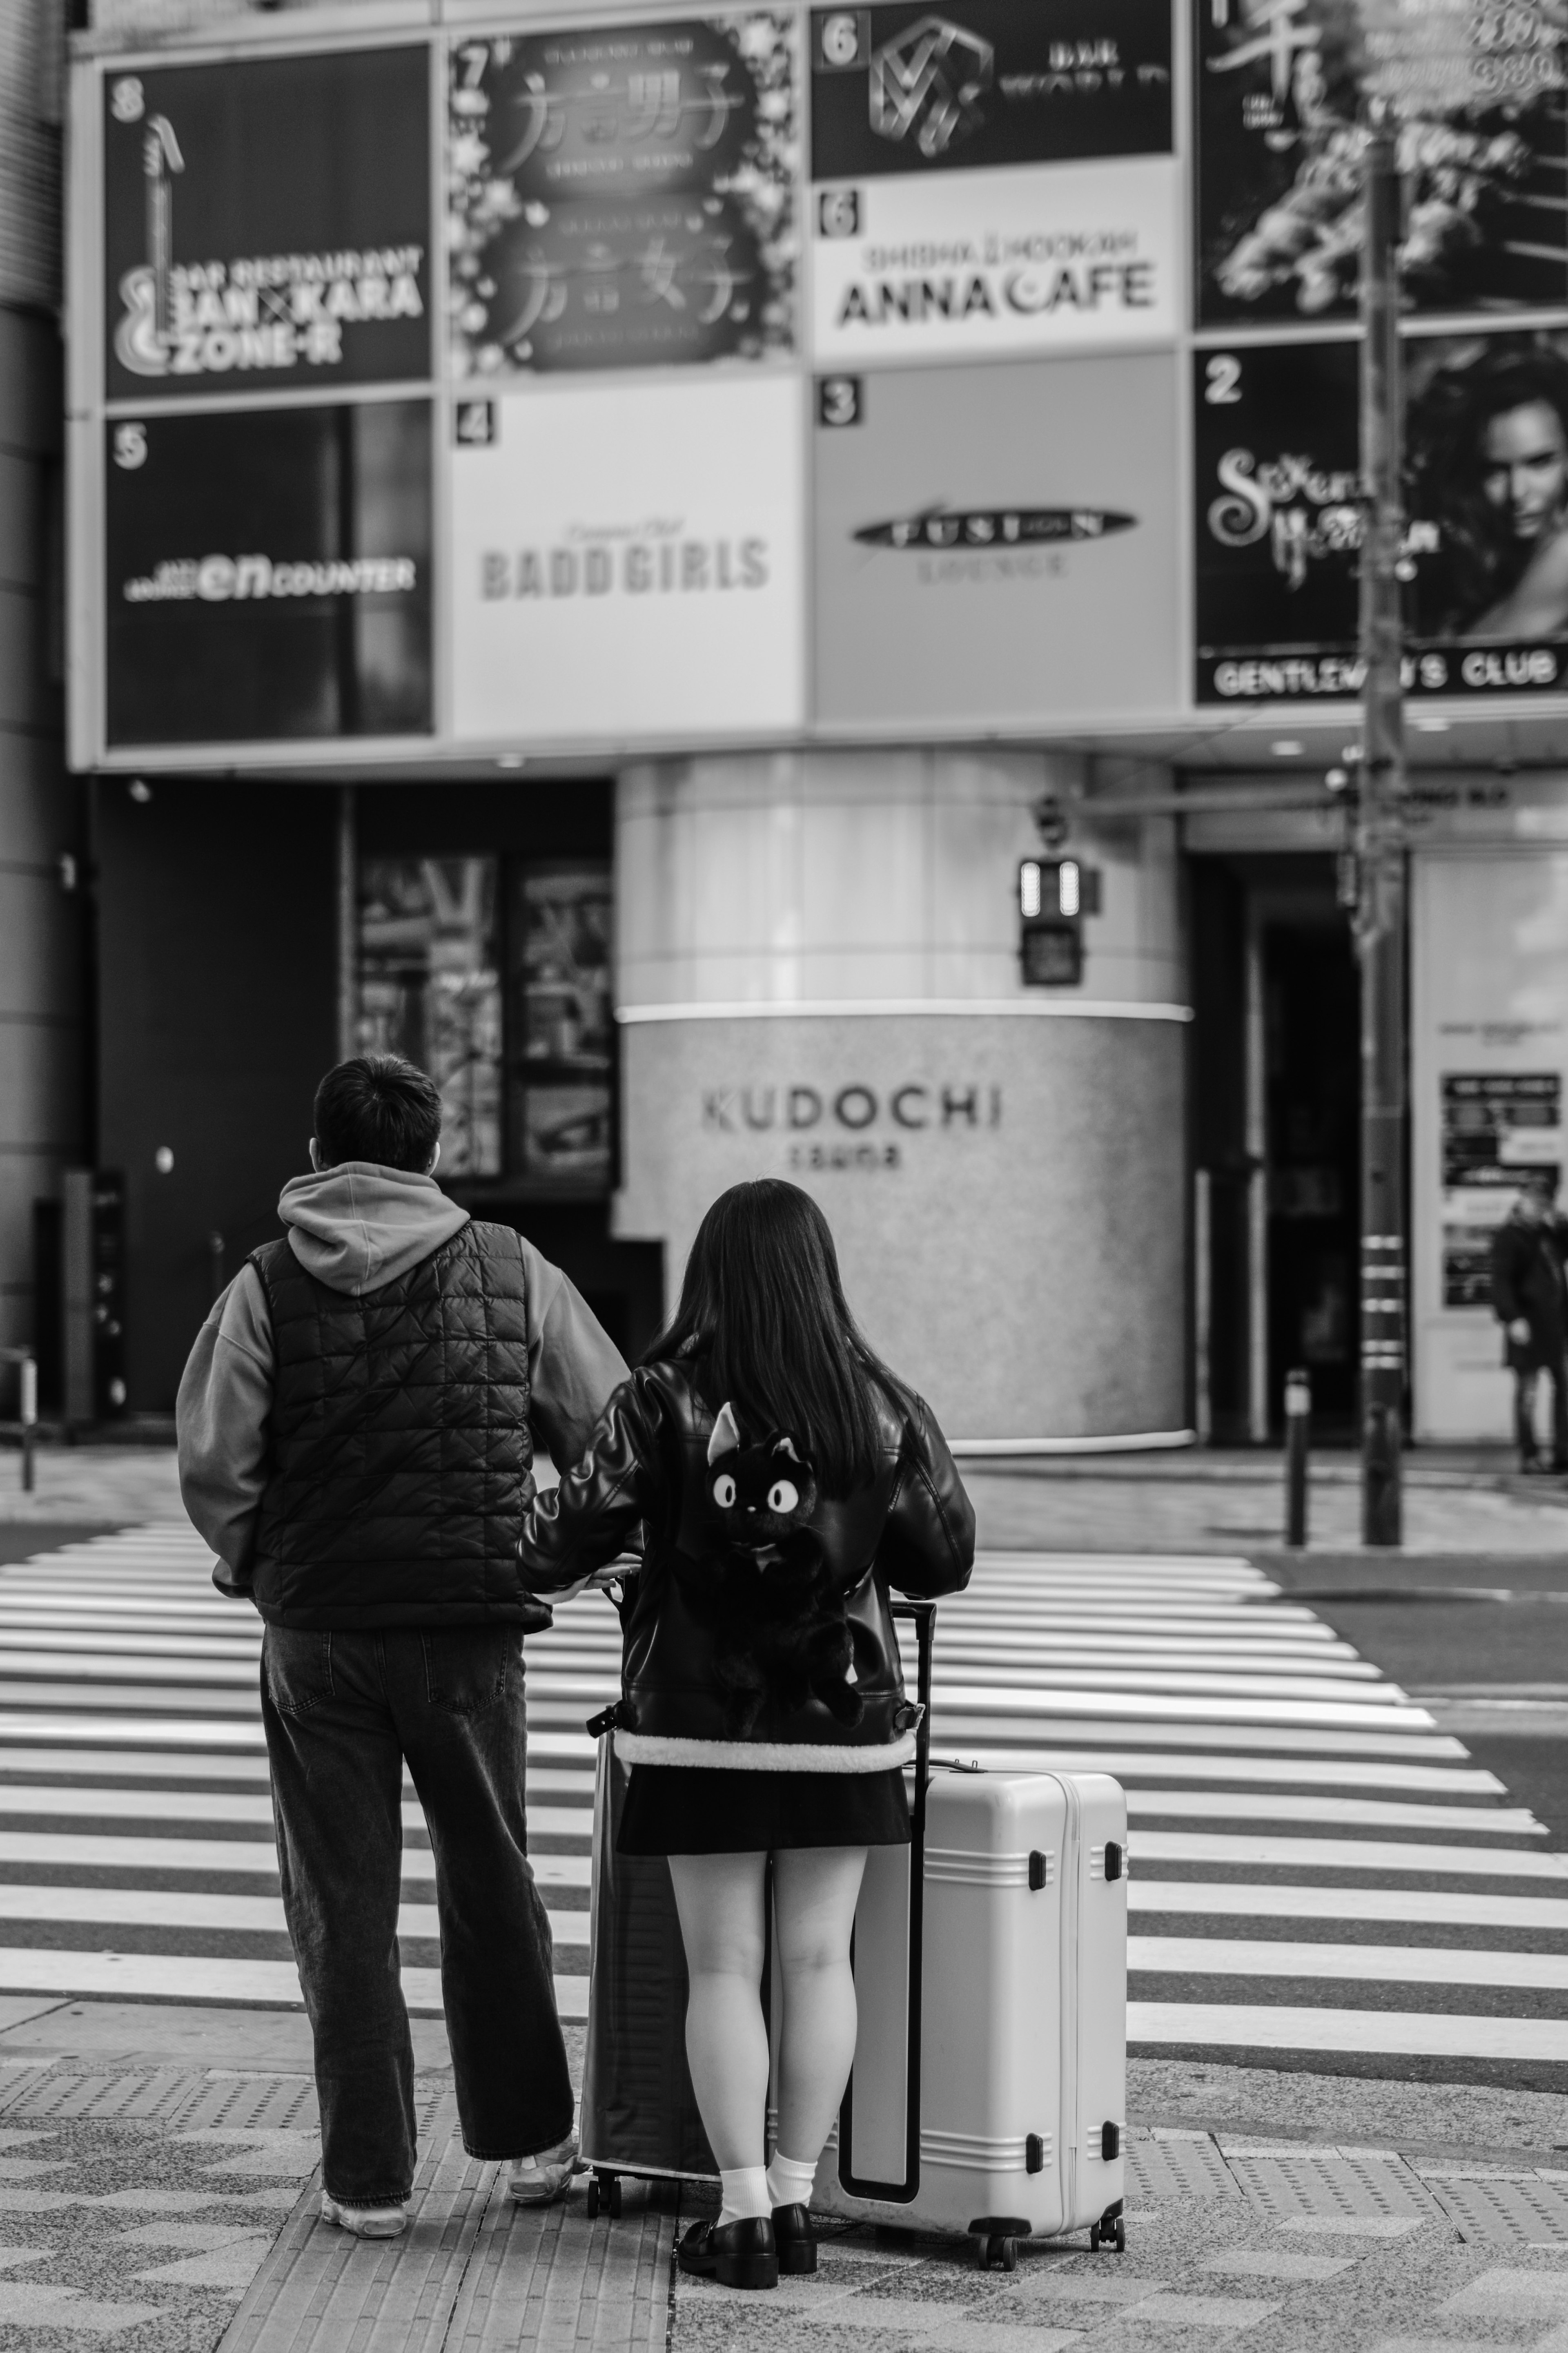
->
[614,750,1189,1444]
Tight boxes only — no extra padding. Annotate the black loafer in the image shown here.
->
[771,2203,816,2273]
[677,2216,779,2290]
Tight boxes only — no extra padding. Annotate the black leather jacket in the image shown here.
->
[519,1359,975,1768]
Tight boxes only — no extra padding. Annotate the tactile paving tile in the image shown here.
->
[1419,2173,1568,2248]
[1127,2133,1241,2203]
[0,2067,202,2123]
[178,2077,319,2133]
[1221,2146,1435,2224]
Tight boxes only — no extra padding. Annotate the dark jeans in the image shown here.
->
[261,1624,573,2205]
[1515,1355,1568,1466]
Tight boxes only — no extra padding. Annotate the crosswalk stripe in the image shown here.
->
[1129,2005,1568,2063]
[1130,1939,1568,1990]
[1131,1882,1568,1931]
[1130,1831,1568,1878]
[0,1527,1556,2077]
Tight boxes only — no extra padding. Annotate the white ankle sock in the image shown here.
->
[766,2152,817,2211]
[717,2166,772,2226]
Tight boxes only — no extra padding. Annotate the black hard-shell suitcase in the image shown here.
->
[575,1576,935,2221]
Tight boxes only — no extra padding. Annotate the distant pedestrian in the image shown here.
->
[519,1178,975,2290]
[176,1054,627,2237]
[1490,1170,1568,1473]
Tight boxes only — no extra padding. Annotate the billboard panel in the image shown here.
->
[813,352,1180,727]
[103,48,430,400]
[1195,333,1568,704]
[448,375,804,741]
[1194,0,1568,327]
[809,0,1173,179]
[447,15,797,376]
[105,401,433,746]
[809,154,1178,364]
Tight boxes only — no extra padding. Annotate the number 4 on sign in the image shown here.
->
[455,400,496,447]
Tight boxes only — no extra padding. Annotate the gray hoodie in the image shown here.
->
[176,1162,629,1584]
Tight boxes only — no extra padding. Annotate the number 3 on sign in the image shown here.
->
[818,376,863,429]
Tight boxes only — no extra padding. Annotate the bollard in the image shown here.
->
[1284,1366,1310,1549]
[19,1356,35,1495]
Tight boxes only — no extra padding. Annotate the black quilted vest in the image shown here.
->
[249,1220,546,1631]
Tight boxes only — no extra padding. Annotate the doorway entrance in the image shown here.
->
[1192,854,1361,1441]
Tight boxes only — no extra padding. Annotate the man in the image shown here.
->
[177,1054,627,2235]
[1490,1169,1568,1474]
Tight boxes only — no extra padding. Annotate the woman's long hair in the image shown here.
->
[643,1179,905,1496]
[1410,342,1568,635]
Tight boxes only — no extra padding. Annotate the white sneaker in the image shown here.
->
[506,2132,579,2206]
[320,2190,409,2238]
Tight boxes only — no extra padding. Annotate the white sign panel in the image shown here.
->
[450,375,805,744]
[1412,845,1568,1442]
[809,157,1179,367]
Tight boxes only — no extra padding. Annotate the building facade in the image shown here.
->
[35,0,1568,1445]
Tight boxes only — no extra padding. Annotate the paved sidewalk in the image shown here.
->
[0,2004,1567,2350]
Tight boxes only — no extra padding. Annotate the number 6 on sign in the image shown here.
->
[818,188,861,239]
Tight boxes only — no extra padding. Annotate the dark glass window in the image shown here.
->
[356,852,612,1195]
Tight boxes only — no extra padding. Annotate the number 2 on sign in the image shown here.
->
[1205,355,1242,405]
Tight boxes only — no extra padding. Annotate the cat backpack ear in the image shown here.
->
[707,1401,743,1465]
[773,1434,802,1463]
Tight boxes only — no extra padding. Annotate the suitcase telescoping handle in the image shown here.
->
[836,1598,934,2205]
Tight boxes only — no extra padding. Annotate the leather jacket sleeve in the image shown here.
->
[878,1394,976,1599]
[518,1372,663,1595]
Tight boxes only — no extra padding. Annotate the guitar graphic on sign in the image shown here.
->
[114,113,184,378]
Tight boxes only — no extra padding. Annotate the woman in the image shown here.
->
[519,1179,974,2290]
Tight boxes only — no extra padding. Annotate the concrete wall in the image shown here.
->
[612,750,1190,1443]
[0,0,83,1374]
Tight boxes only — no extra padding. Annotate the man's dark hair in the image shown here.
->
[313,1055,442,1173]
[644,1178,908,1496]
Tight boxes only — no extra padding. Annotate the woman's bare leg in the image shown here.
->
[667,1851,770,2172]
[772,1845,868,2170]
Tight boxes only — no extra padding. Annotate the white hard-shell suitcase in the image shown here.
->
[808,1627,1129,2269]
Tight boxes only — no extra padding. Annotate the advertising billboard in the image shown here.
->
[809,0,1173,178]
[105,401,433,746]
[1195,332,1568,704]
[1195,0,1568,327]
[447,14,797,375]
[448,374,804,742]
[813,352,1180,727]
[102,47,430,399]
[808,0,1175,363]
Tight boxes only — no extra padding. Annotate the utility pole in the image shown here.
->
[1357,104,1408,1548]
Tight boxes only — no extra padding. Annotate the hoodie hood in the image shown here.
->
[278,1163,470,1296]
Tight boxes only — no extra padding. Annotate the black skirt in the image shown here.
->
[618,1763,912,1856]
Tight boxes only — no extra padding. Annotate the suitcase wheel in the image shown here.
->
[981,2233,1019,2272]
[1089,2219,1127,2255]
[587,2170,621,2221]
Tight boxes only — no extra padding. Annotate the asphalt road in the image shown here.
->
[1266,1552,1568,1858]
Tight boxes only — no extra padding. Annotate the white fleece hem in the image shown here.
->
[612,1730,919,1773]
